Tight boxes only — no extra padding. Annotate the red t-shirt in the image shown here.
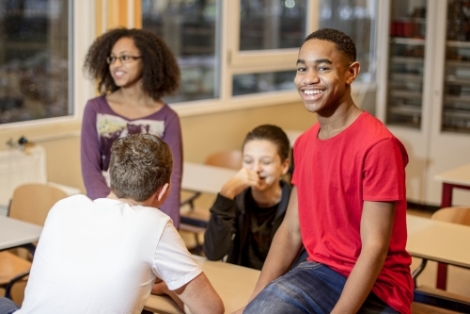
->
[292,112,413,314]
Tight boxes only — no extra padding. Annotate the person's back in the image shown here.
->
[18,194,178,313]
[3,133,223,314]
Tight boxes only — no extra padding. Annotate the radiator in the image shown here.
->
[0,145,47,211]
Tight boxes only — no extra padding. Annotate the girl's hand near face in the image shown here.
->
[220,168,260,199]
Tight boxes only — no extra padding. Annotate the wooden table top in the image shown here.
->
[145,255,260,314]
[407,214,470,268]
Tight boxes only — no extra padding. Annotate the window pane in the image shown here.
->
[319,0,377,83]
[0,0,71,124]
[239,0,307,50]
[233,70,295,96]
[142,0,220,103]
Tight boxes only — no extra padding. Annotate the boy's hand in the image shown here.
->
[151,279,185,311]
[220,168,259,199]
[151,279,169,295]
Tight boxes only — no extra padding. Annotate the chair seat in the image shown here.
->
[179,206,210,254]
[180,205,210,229]
[0,252,31,286]
[181,205,209,219]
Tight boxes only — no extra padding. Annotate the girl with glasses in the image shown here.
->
[81,28,183,228]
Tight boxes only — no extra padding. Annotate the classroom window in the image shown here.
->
[233,70,296,96]
[141,0,220,103]
[0,0,72,125]
[318,0,377,82]
[239,0,308,51]
[139,0,377,111]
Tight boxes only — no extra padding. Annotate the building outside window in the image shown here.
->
[0,0,378,125]
[0,0,71,125]
[319,0,377,83]
[141,0,220,103]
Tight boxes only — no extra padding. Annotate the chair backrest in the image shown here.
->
[9,183,69,226]
[431,207,470,227]
[204,150,243,170]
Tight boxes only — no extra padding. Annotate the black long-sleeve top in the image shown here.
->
[203,180,292,269]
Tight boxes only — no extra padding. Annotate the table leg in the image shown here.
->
[441,183,453,209]
[436,263,448,290]
[436,183,453,290]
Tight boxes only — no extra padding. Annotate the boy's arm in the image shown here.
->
[174,272,224,314]
[331,200,395,314]
[153,222,224,313]
[248,186,303,300]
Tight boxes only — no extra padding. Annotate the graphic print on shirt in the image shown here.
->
[96,113,165,171]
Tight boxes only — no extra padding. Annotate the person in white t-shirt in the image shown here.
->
[0,133,224,314]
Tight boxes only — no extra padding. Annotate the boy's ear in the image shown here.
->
[157,183,170,202]
[345,61,360,85]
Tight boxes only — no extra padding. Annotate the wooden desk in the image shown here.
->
[435,163,470,209]
[434,164,470,289]
[407,214,470,269]
[144,255,260,314]
[183,162,237,195]
[407,214,470,311]
[0,216,42,251]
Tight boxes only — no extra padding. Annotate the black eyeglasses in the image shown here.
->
[106,55,142,64]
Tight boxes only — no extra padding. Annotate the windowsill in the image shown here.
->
[0,118,81,150]
[172,82,377,117]
[172,90,301,117]
[0,82,377,149]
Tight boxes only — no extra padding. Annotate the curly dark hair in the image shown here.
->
[83,28,180,101]
[242,124,290,162]
[304,28,356,63]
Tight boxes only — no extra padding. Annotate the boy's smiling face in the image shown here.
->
[294,39,359,115]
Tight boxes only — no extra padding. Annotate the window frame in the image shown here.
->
[0,0,378,131]
[168,0,321,117]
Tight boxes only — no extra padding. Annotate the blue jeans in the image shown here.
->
[0,298,19,314]
[244,262,398,314]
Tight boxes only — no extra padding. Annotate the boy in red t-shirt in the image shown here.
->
[239,28,413,314]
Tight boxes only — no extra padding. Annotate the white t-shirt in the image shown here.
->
[17,195,201,314]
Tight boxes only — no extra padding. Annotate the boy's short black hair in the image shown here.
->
[109,133,173,201]
[304,28,356,63]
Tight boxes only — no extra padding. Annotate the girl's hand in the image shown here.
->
[220,168,259,199]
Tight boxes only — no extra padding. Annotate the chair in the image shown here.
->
[0,183,69,301]
[203,150,243,170]
[412,207,470,312]
[179,150,242,254]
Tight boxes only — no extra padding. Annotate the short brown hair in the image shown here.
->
[242,124,290,162]
[109,133,173,201]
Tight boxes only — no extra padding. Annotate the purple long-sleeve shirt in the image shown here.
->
[80,96,182,228]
